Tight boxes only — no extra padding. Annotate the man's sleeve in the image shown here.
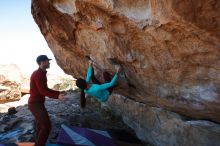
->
[35,73,60,99]
[86,65,92,83]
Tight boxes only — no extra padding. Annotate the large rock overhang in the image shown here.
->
[31,0,220,123]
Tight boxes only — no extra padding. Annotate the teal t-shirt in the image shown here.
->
[84,66,118,102]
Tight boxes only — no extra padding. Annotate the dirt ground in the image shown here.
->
[0,90,150,145]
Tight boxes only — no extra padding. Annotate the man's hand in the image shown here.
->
[58,91,67,100]
[60,91,67,95]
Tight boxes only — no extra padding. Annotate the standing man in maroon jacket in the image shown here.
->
[28,55,67,146]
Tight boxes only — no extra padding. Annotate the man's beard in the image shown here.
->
[44,64,50,69]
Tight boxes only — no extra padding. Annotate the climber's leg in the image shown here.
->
[103,71,115,94]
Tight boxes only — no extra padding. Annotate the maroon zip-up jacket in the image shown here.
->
[28,68,60,104]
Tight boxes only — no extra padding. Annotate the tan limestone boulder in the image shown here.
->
[0,64,22,103]
[31,0,220,123]
[31,0,220,145]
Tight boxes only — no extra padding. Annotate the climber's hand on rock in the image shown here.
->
[116,66,122,74]
[89,60,93,66]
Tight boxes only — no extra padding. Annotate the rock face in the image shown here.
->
[31,0,220,145]
[107,94,220,146]
[0,64,22,103]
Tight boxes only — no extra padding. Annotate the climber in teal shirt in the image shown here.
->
[76,61,121,108]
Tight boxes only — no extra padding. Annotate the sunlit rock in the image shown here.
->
[0,64,22,103]
[108,94,220,145]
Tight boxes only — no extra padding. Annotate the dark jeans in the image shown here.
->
[28,103,51,146]
[91,69,115,94]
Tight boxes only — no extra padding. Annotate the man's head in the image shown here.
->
[36,55,52,69]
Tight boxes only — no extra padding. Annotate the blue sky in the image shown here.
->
[0,0,64,75]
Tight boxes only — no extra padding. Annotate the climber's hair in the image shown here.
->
[76,78,87,108]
